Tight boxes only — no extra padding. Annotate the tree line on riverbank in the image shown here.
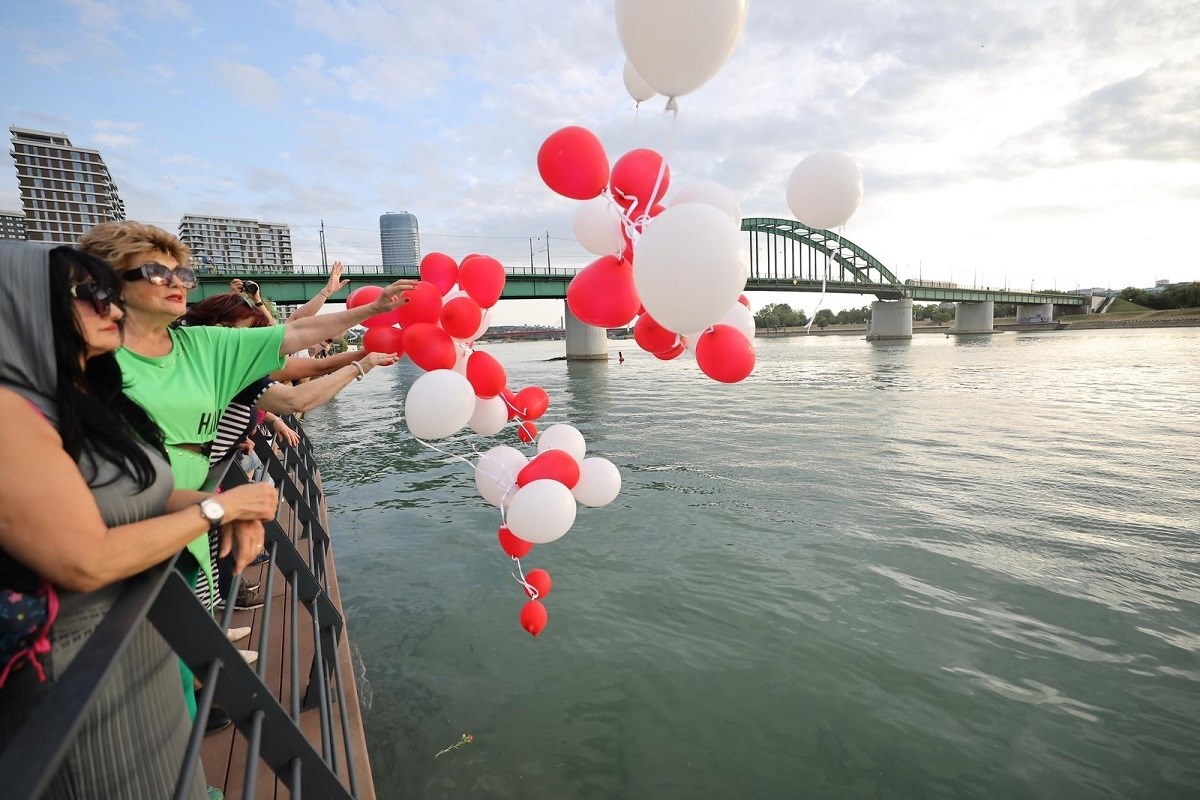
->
[754,302,1023,329]
[1118,283,1200,310]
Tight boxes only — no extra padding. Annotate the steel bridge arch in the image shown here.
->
[740,217,902,293]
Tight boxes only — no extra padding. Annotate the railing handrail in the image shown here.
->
[0,420,364,799]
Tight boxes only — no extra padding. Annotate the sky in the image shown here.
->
[3,0,1197,325]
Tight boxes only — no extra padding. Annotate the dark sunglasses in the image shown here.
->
[123,261,198,289]
[70,283,117,317]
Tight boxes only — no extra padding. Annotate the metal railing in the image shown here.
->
[196,262,583,278]
[0,419,364,799]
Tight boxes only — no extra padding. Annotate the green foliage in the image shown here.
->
[1119,283,1200,310]
[912,303,953,324]
[754,303,809,328]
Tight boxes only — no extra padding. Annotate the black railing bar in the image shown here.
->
[255,540,280,683]
[329,621,361,798]
[150,547,352,798]
[241,708,266,799]
[290,574,301,722]
[290,757,303,800]
[308,597,335,768]
[173,658,221,800]
[219,572,242,631]
[0,560,173,799]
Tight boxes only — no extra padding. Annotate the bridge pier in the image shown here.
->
[564,303,610,361]
[866,298,913,341]
[952,301,994,334]
[1016,302,1054,324]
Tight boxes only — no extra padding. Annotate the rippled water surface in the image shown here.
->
[303,327,1200,800]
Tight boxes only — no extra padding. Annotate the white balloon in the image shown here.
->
[537,423,587,463]
[475,445,528,507]
[505,479,578,544]
[667,180,741,225]
[452,343,470,375]
[717,302,755,342]
[404,369,475,439]
[616,0,748,98]
[682,329,704,356]
[573,197,626,257]
[786,151,864,230]
[573,457,622,508]
[622,59,656,102]
[469,395,508,436]
[633,203,748,335]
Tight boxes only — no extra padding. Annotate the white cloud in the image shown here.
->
[92,132,139,148]
[214,60,285,109]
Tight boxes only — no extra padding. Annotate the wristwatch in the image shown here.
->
[198,498,226,529]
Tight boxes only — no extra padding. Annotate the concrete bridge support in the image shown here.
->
[564,302,609,361]
[866,298,913,341]
[952,301,994,334]
[1016,302,1054,324]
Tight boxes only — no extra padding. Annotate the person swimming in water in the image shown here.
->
[618,351,625,364]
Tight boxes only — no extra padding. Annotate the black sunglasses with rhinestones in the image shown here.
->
[70,282,117,317]
[122,261,198,290]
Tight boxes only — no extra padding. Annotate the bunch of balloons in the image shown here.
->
[476,424,622,636]
[537,126,756,383]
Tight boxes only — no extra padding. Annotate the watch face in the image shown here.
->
[201,498,226,523]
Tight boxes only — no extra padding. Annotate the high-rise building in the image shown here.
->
[9,126,126,243]
[379,211,420,269]
[0,210,26,240]
[179,214,293,268]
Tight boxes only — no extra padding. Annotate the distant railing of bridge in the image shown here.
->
[196,264,584,278]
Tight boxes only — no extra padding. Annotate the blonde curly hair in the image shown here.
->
[78,221,192,273]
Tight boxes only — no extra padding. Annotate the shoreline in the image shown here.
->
[756,317,1200,337]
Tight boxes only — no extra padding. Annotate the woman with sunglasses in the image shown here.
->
[0,243,278,799]
[77,222,414,586]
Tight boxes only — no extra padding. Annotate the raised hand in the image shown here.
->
[366,278,419,315]
[325,261,350,295]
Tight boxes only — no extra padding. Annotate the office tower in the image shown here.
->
[0,210,26,240]
[9,126,126,243]
[179,214,293,268]
[379,211,420,269]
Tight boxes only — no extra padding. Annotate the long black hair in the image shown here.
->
[47,246,166,490]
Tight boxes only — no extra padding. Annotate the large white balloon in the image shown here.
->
[786,151,864,230]
[668,180,741,225]
[469,395,508,436]
[537,423,587,463]
[404,369,474,439]
[573,197,626,257]
[573,457,622,508]
[475,445,528,507]
[615,0,749,98]
[633,202,747,335]
[622,59,656,102]
[505,479,578,544]
[717,301,756,343]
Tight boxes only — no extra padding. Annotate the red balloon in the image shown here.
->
[610,149,669,212]
[499,525,534,559]
[402,323,457,371]
[517,420,538,443]
[695,324,756,383]
[653,342,686,361]
[420,252,459,295]
[524,569,552,600]
[517,449,581,489]
[520,599,548,637]
[633,313,678,354]
[459,255,506,309]
[466,351,507,398]
[501,387,520,420]
[566,255,641,329]
[347,285,400,328]
[441,296,483,340]
[737,294,750,308]
[362,325,405,356]
[395,280,443,328]
[513,386,550,420]
[537,126,609,200]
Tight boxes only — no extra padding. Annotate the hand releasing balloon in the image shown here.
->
[395,281,442,328]
[786,151,863,230]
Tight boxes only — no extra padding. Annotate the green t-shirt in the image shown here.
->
[117,324,287,491]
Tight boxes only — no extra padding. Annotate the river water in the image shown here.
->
[303,327,1200,800]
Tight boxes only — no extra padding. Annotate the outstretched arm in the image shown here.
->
[287,261,350,323]
[279,277,415,356]
[270,349,366,382]
[256,352,400,415]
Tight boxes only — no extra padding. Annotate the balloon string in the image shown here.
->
[413,436,478,470]
[510,557,539,600]
[615,98,680,257]
[804,226,840,333]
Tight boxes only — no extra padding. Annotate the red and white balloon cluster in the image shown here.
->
[537,127,756,384]
[381,254,623,637]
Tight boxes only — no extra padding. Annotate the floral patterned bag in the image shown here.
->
[0,579,58,686]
